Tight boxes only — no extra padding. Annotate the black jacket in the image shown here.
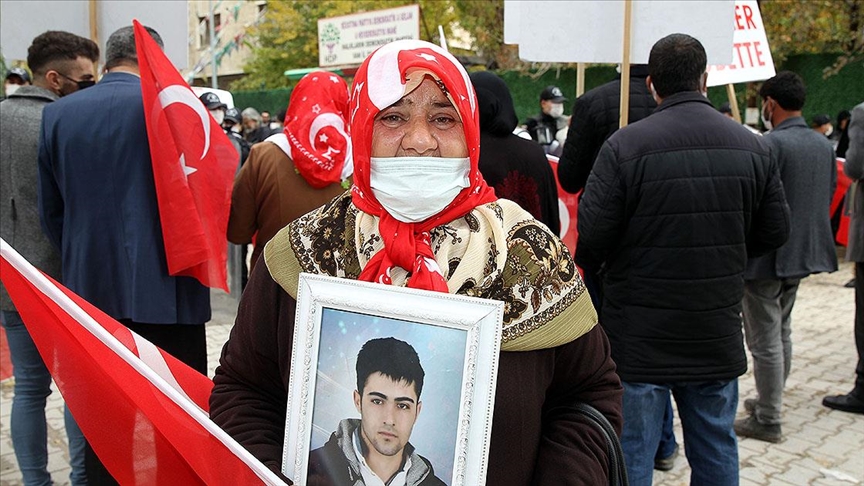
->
[471,71,561,233]
[557,65,656,195]
[577,92,790,383]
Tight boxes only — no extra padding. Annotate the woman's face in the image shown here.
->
[371,77,468,159]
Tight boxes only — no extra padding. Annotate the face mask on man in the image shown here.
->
[546,103,564,119]
[210,109,225,125]
[4,83,21,96]
[369,156,470,223]
[761,103,773,131]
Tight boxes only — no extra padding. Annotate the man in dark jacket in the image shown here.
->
[38,26,211,484]
[523,85,569,156]
[735,72,838,443]
[307,338,444,486]
[823,101,864,415]
[577,33,790,485]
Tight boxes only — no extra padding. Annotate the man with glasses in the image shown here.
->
[0,30,98,486]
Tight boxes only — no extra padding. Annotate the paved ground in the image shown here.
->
[1,257,862,485]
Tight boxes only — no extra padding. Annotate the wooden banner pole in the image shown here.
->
[619,0,633,129]
[576,62,586,98]
[726,84,742,123]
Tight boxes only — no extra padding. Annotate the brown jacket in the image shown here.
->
[227,141,347,271]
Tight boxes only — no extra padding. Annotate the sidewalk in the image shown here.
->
[1,260,862,485]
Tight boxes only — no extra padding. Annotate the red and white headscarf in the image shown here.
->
[283,71,352,188]
[350,40,497,292]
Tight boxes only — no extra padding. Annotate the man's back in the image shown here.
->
[745,117,837,279]
[38,71,209,324]
[578,92,790,382]
[0,87,61,292]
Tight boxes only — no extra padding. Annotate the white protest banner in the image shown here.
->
[706,0,775,87]
[504,1,734,65]
[0,0,188,68]
[318,5,420,67]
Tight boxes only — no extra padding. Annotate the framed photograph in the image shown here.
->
[283,272,503,486]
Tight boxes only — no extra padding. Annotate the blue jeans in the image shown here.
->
[2,310,87,485]
[657,395,678,459]
[622,380,739,486]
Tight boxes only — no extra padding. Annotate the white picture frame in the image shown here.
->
[282,272,503,486]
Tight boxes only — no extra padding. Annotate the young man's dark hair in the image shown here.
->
[759,71,806,111]
[26,30,99,75]
[356,337,425,399]
[104,25,163,70]
[647,33,707,98]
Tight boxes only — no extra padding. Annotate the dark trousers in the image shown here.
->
[855,263,864,397]
[85,321,207,485]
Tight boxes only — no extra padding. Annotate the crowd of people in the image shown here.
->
[1,21,862,486]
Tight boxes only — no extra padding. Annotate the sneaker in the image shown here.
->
[743,398,757,415]
[734,415,782,443]
[822,393,864,414]
[653,444,679,471]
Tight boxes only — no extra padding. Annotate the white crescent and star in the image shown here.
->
[155,85,212,177]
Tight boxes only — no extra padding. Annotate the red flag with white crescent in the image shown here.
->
[134,20,236,291]
[0,238,284,484]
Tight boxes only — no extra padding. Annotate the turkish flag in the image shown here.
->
[0,239,284,485]
[134,20,236,291]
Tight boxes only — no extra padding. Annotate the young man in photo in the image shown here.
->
[307,337,444,486]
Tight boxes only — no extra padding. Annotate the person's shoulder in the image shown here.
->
[414,454,447,486]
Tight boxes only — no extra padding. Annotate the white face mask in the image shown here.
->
[210,109,225,125]
[5,83,20,96]
[761,105,773,131]
[370,156,471,223]
[547,103,564,119]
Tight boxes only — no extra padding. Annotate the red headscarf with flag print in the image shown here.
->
[350,40,497,292]
[283,71,352,188]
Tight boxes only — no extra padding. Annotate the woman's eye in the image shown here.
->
[432,115,457,127]
[378,113,404,125]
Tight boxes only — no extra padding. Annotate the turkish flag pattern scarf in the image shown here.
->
[349,40,496,293]
[282,71,352,188]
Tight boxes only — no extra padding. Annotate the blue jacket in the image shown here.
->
[38,72,210,324]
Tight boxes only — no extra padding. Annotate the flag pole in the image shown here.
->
[619,0,633,129]
[89,0,99,70]
[209,0,218,89]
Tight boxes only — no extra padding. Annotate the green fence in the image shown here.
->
[230,54,863,126]
[233,87,293,119]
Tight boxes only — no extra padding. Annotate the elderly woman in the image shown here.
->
[210,40,622,485]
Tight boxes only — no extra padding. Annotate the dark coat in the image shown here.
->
[471,71,560,234]
[844,102,864,262]
[744,116,837,279]
[0,86,60,310]
[557,65,656,195]
[38,72,210,324]
[577,92,790,383]
[210,262,623,485]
